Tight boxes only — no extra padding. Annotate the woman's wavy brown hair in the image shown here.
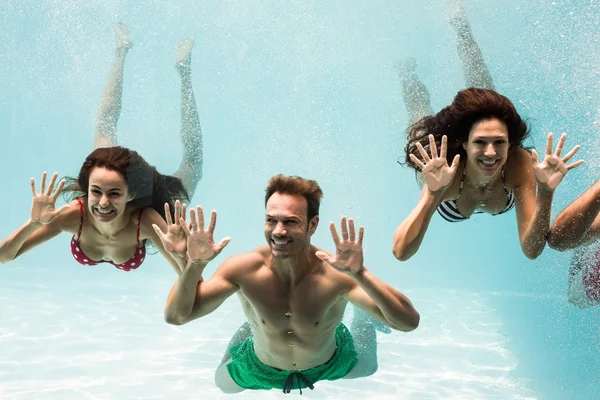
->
[404,88,531,170]
[62,146,189,220]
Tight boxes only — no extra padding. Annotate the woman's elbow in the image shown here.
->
[392,240,414,262]
[546,230,576,252]
[164,310,186,326]
[521,243,545,260]
[406,312,420,331]
[393,247,409,262]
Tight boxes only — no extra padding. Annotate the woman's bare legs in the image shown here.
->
[398,58,434,125]
[449,0,495,90]
[172,38,203,200]
[94,23,133,149]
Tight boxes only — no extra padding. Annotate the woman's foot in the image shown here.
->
[448,0,471,37]
[114,22,133,52]
[396,57,418,80]
[175,38,195,75]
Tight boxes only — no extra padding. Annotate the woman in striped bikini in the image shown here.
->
[392,0,582,261]
[0,23,202,274]
[392,88,582,261]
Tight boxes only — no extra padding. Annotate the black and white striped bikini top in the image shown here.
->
[437,167,515,223]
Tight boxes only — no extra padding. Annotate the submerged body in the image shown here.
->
[158,175,419,394]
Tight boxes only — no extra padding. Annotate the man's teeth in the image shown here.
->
[97,208,113,214]
[273,239,289,245]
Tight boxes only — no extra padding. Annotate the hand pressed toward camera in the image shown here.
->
[316,217,365,275]
[410,135,460,193]
[532,132,583,192]
[30,172,70,226]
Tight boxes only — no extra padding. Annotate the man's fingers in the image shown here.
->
[180,218,192,236]
[315,250,332,264]
[208,210,217,233]
[357,226,365,246]
[340,216,348,241]
[40,171,47,194]
[152,224,166,239]
[348,218,356,242]
[197,206,206,231]
[329,222,341,246]
[215,237,232,252]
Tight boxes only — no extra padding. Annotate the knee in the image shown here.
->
[214,373,243,394]
[363,360,378,377]
[214,364,245,394]
[350,357,378,378]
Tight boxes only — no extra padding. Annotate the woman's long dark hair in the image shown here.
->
[62,146,189,220]
[404,88,531,170]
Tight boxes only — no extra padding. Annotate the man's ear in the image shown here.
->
[308,216,319,235]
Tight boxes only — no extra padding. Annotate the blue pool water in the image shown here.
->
[1,1,599,399]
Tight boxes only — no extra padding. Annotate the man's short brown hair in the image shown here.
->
[265,175,323,220]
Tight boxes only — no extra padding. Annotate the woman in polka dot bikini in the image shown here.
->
[0,148,190,274]
[0,23,202,273]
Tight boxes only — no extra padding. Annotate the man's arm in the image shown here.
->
[343,268,419,332]
[316,218,419,331]
[164,256,240,325]
[154,205,235,325]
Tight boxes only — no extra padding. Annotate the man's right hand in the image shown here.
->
[181,205,231,263]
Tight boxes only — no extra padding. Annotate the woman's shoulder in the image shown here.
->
[137,206,164,234]
[505,147,533,188]
[52,198,84,234]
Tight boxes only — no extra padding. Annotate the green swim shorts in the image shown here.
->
[226,323,359,394]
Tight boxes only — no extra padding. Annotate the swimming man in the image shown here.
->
[153,174,420,394]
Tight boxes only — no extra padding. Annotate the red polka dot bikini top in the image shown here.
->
[70,198,147,271]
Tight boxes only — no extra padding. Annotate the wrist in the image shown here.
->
[348,266,366,279]
[27,219,42,229]
[537,185,555,198]
[187,258,209,268]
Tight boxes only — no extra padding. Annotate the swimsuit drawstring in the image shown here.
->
[282,372,314,395]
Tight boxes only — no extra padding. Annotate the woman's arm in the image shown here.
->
[392,185,445,261]
[548,180,600,251]
[0,173,74,263]
[393,135,460,261]
[510,148,553,259]
[510,134,583,259]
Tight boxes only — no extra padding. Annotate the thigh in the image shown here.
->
[214,359,246,394]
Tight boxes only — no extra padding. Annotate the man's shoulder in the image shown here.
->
[219,245,270,272]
